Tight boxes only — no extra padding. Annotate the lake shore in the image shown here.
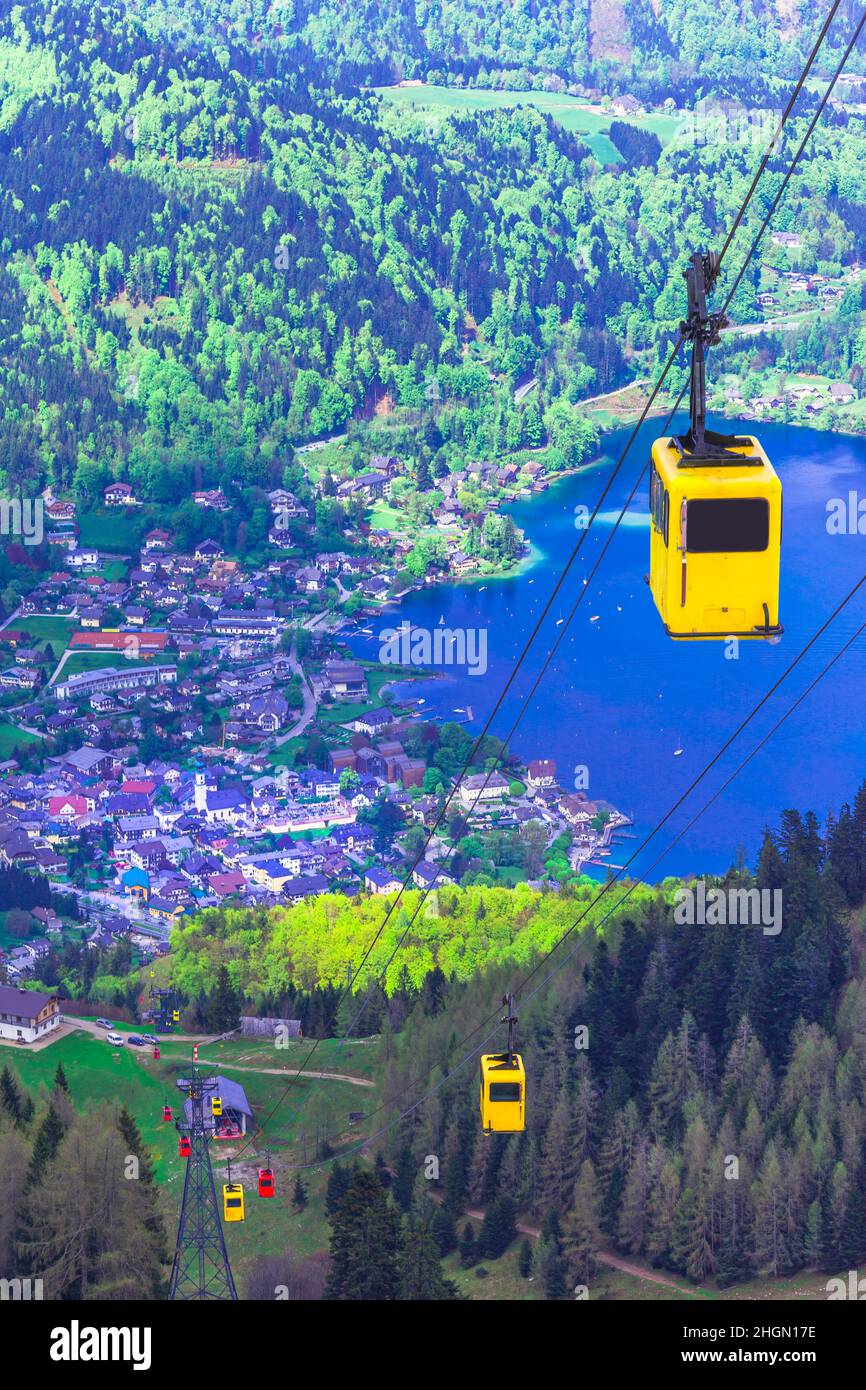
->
[346,417,866,879]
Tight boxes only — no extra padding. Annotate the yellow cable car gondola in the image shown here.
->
[649,252,782,642]
[480,994,525,1134]
[211,1096,223,1118]
[172,1010,180,1023]
[222,1183,244,1222]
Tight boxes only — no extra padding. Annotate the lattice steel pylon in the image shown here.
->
[168,1066,238,1300]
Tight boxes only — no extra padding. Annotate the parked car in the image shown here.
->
[96,1018,113,1030]
[141,1034,159,1045]
[127,1035,145,1046]
[106,1033,124,1045]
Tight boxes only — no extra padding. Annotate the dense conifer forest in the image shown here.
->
[365,793,866,1292]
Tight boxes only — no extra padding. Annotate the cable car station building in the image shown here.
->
[183,1075,252,1139]
[0,985,61,1044]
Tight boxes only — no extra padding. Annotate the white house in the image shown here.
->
[458,771,511,809]
[65,547,99,569]
[0,985,61,1043]
[365,866,404,895]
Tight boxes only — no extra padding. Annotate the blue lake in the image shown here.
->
[347,418,866,879]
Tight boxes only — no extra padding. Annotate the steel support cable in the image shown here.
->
[717,0,845,264]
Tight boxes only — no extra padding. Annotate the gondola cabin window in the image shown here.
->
[684,497,770,553]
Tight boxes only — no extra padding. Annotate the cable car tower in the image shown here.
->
[150,986,176,1033]
[168,1056,238,1301]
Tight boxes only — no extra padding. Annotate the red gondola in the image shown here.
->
[258,1168,275,1199]
[162,1105,172,1122]
[179,1136,191,1158]
[153,1046,161,1060]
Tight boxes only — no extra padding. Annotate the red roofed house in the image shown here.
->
[527,759,557,787]
[70,631,169,654]
[144,529,171,551]
[45,500,76,521]
[48,795,88,821]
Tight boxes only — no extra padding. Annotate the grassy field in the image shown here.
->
[266,736,308,770]
[0,908,46,950]
[0,722,40,756]
[77,508,149,552]
[100,559,129,582]
[368,501,407,531]
[15,614,77,650]
[1,1023,379,1290]
[374,84,683,164]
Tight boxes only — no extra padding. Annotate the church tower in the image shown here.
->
[194,760,207,815]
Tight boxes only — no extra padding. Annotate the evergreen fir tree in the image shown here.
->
[534,1230,567,1300]
[325,1161,353,1219]
[25,1103,65,1189]
[459,1221,478,1269]
[397,1218,460,1300]
[207,965,241,1032]
[324,1170,401,1300]
[117,1105,155,1184]
[292,1175,308,1210]
[562,1159,602,1288]
[838,1164,866,1268]
[0,1066,26,1124]
[478,1195,517,1260]
[392,1144,416,1213]
[430,1203,457,1257]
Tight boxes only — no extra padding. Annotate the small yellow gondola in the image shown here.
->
[479,1053,526,1133]
[479,994,525,1133]
[211,1096,223,1117]
[222,1183,244,1222]
[649,434,782,639]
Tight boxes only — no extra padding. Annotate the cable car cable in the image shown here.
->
[260,567,866,1170]
[235,9,854,1158]
[234,3,854,1157]
[288,583,866,1170]
[326,0,866,1040]
[717,0,845,265]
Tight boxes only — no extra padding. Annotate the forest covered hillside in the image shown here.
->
[123,0,865,94]
[2,0,866,541]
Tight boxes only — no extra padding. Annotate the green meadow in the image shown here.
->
[373,84,683,164]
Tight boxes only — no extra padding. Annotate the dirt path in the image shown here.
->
[595,1249,705,1296]
[455,1201,706,1298]
[194,1056,374,1088]
[581,380,672,422]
